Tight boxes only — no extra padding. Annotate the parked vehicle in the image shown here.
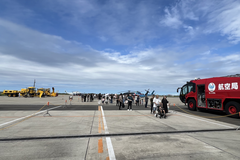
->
[177,74,240,118]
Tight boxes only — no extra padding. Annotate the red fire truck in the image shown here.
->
[177,74,240,118]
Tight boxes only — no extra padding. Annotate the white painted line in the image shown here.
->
[0,105,62,127]
[100,106,116,160]
[176,112,235,129]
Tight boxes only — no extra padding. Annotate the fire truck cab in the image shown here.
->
[178,74,240,118]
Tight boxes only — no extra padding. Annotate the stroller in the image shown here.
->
[105,100,108,104]
[156,106,166,119]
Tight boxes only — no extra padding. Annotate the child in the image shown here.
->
[156,105,166,118]
[102,98,105,105]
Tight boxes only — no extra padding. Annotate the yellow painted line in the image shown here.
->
[98,106,104,155]
[98,138,103,153]
[0,103,48,130]
[172,104,239,118]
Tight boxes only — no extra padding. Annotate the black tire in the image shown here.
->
[188,99,196,111]
[225,101,240,118]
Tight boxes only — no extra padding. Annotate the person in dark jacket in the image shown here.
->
[119,93,123,110]
[98,93,102,105]
[145,95,149,108]
[136,95,140,106]
[116,95,119,106]
[161,96,169,113]
[150,95,155,114]
[127,94,133,111]
[111,95,113,103]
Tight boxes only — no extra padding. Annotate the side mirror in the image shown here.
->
[177,87,181,93]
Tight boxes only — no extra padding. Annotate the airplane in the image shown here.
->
[137,89,155,98]
[119,90,136,95]
[119,89,155,98]
[65,91,81,96]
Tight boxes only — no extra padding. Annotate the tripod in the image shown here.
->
[43,110,51,117]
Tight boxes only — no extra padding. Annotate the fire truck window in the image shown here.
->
[182,86,188,95]
[188,85,193,92]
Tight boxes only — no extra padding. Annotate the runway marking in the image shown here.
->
[177,112,234,128]
[101,106,116,160]
[98,138,103,153]
[0,105,62,128]
[98,106,104,159]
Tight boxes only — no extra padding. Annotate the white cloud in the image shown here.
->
[217,54,240,62]
[201,50,211,55]
[179,0,199,21]
[160,7,182,28]
[160,0,200,29]
[99,36,108,42]
[102,47,157,64]
[183,25,199,38]
[206,1,240,44]
[0,18,179,92]
[159,0,240,44]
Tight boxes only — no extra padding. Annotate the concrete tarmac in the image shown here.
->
[0,96,240,160]
[0,103,239,126]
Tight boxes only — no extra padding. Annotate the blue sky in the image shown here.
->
[0,0,240,95]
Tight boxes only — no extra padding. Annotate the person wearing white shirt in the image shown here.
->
[153,95,161,115]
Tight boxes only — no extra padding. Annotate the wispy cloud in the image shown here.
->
[160,0,240,44]
[205,0,240,44]
[160,6,182,29]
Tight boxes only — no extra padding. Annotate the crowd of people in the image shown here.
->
[81,94,94,102]
[97,93,170,117]
[97,93,142,110]
[69,94,95,102]
[69,93,170,117]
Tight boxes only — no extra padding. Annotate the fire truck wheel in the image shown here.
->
[225,101,240,118]
[188,99,196,111]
